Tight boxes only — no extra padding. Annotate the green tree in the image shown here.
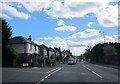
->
[2,19,12,46]
[103,45,117,56]
[83,42,120,65]
[2,19,18,66]
[103,45,117,64]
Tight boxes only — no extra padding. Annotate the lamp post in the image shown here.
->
[99,31,105,43]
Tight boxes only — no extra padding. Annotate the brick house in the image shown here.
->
[9,36,40,66]
[39,44,48,57]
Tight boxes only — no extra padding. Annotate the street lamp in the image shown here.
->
[99,31,105,43]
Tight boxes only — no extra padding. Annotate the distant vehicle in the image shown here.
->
[67,58,77,65]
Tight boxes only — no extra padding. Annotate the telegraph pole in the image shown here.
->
[99,31,105,43]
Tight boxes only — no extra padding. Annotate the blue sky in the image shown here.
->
[1,0,119,55]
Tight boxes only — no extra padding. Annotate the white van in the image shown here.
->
[67,58,77,65]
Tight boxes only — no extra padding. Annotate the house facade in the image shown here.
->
[63,49,72,58]
[39,44,48,57]
[10,36,40,66]
[54,47,62,62]
[48,47,55,59]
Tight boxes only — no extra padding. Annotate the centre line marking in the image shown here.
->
[86,68,91,71]
[92,71,103,78]
[37,67,63,84]
[45,76,48,79]
[82,65,91,71]
[41,79,45,82]
[48,74,51,77]
[46,67,60,73]
[50,67,63,74]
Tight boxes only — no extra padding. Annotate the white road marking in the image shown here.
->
[82,65,90,70]
[37,78,45,84]
[45,76,48,79]
[36,81,41,84]
[82,65,103,78]
[50,67,63,75]
[41,79,45,81]
[37,67,63,84]
[46,67,60,73]
[86,67,91,71]
[82,65,85,67]
[92,71,103,78]
[47,74,51,77]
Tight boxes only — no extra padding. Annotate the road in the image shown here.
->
[2,61,120,84]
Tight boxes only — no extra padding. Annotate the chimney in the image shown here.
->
[59,47,61,50]
[28,35,32,40]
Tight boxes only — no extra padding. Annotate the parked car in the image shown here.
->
[67,58,77,65]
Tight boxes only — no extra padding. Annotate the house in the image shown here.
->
[63,49,72,58]
[9,35,40,66]
[48,47,55,59]
[39,44,48,57]
[61,51,65,58]
[54,47,62,62]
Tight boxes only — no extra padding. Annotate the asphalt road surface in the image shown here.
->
[2,61,120,84]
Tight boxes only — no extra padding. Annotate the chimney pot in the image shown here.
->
[28,35,32,40]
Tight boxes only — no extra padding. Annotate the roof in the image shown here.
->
[9,36,39,46]
[39,44,48,49]
[48,47,54,51]
[54,47,61,52]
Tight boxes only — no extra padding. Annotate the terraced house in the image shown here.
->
[10,36,72,67]
[48,47,55,59]
[39,44,48,58]
[54,47,62,63]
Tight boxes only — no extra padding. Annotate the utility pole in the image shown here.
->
[99,31,105,43]
[118,27,120,43]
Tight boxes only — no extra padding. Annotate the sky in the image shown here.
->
[0,0,119,56]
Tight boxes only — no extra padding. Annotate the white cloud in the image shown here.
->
[71,47,86,56]
[55,25,77,31]
[0,13,12,19]
[87,22,94,27]
[0,3,31,19]
[1,0,117,25]
[95,5,118,27]
[45,0,112,19]
[40,37,53,40]
[33,41,44,44]
[54,37,63,41]
[68,29,100,39]
[21,0,52,12]
[57,20,65,26]
[112,0,120,2]
[51,35,118,55]
[0,0,51,19]
[40,37,63,41]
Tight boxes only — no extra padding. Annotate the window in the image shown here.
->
[35,46,36,51]
[30,44,32,50]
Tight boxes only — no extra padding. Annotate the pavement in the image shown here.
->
[2,61,120,84]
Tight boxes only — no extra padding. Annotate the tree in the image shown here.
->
[2,19,12,46]
[83,42,120,65]
[103,45,116,56]
[2,19,18,66]
[103,45,117,64]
